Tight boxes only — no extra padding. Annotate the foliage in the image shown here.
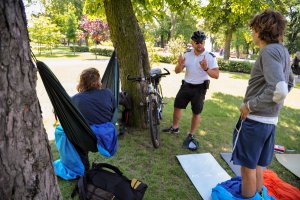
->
[69,46,89,52]
[217,59,253,74]
[43,0,84,38]
[199,0,276,60]
[83,0,199,47]
[167,35,186,63]
[28,15,63,54]
[79,15,110,44]
[284,0,300,54]
[89,47,114,56]
[157,54,173,63]
[66,4,78,43]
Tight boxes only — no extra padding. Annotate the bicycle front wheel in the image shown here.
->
[148,95,160,148]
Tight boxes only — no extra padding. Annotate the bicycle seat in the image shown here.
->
[150,68,162,76]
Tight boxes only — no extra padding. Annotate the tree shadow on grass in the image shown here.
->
[50,92,300,199]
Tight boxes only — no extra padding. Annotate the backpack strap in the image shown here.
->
[92,163,123,176]
[77,175,88,200]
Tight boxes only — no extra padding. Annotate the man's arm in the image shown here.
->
[200,54,219,79]
[206,68,219,79]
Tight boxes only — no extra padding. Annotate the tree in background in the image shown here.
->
[79,15,110,58]
[167,35,186,63]
[28,15,63,54]
[79,16,110,45]
[66,3,79,54]
[134,0,199,47]
[285,0,300,54]
[43,0,84,45]
[200,0,275,60]
[0,0,61,198]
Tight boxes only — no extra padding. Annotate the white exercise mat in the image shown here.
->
[276,154,300,178]
[177,153,231,200]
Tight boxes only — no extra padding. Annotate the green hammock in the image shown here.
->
[36,51,119,153]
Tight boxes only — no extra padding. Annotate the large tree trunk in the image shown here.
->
[0,1,62,199]
[224,29,233,60]
[104,0,150,128]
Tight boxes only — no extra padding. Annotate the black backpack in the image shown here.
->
[118,91,132,135]
[71,163,148,200]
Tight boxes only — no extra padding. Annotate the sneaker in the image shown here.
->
[162,126,179,133]
[182,134,199,151]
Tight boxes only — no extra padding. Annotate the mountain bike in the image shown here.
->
[127,68,170,148]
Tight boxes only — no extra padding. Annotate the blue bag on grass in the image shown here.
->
[53,125,84,180]
[212,176,275,200]
[53,123,118,180]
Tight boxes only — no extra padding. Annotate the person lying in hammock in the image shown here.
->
[71,67,116,171]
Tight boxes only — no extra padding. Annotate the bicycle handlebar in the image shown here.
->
[127,68,170,82]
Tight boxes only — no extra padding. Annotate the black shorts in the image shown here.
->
[174,81,207,114]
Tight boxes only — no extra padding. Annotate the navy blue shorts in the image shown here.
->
[174,82,207,114]
[231,118,276,169]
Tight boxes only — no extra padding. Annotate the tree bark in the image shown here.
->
[0,0,62,199]
[224,29,233,60]
[104,0,150,127]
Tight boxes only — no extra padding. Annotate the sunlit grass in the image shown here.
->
[294,79,300,89]
[51,92,300,200]
[32,45,109,60]
[229,72,250,80]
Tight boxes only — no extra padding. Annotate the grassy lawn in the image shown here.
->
[295,78,300,89]
[50,92,300,200]
[229,72,250,80]
[32,45,108,60]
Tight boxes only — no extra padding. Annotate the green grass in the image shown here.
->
[32,45,109,60]
[295,79,300,89]
[229,72,250,80]
[50,92,300,200]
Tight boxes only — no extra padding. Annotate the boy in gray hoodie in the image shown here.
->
[231,9,294,198]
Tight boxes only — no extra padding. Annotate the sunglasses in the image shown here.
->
[194,41,204,45]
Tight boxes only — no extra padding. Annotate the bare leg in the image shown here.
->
[172,107,182,128]
[190,114,201,134]
[241,166,257,198]
[256,165,263,193]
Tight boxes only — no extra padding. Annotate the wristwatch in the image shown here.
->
[204,68,209,71]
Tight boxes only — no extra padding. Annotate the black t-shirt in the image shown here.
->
[72,88,116,125]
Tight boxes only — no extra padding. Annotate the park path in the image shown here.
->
[36,58,300,140]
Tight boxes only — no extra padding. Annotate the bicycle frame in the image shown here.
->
[127,68,170,148]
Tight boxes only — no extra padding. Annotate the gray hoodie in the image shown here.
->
[244,43,294,120]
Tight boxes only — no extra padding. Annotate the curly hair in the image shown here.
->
[77,68,101,92]
[250,9,287,44]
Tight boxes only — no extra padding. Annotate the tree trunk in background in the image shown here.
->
[0,1,62,199]
[224,29,233,60]
[160,34,164,48]
[236,45,240,59]
[104,0,150,127]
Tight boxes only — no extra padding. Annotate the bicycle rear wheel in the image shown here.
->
[148,95,160,148]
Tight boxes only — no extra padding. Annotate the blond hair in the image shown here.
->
[77,68,101,92]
